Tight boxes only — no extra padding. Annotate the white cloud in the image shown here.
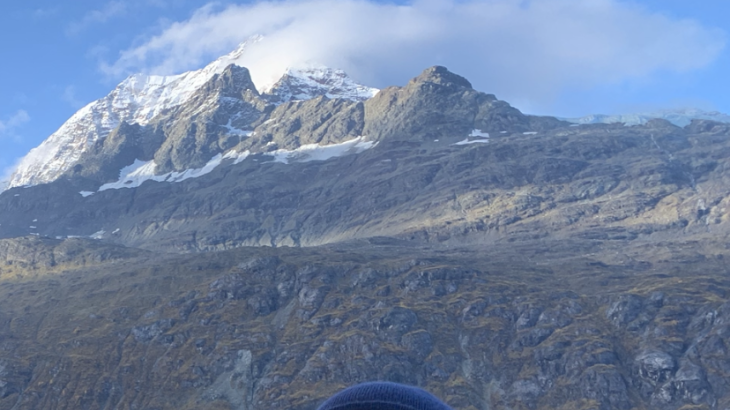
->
[67,1,128,35]
[62,86,86,109]
[0,110,31,141]
[33,7,60,20]
[102,0,726,112]
[0,159,19,190]
[65,0,187,37]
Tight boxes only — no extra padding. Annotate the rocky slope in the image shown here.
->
[1,67,729,252]
[1,237,730,410]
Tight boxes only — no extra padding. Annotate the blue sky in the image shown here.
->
[1,0,729,179]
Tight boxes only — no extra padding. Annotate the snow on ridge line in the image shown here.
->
[561,108,730,127]
[264,66,380,103]
[8,36,261,190]
[96,137,375,191]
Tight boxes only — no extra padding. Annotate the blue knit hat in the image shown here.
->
[316,382,454,410]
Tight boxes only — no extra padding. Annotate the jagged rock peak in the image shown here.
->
[6,37,264,190]
[5,37,376,190]
[411,66,473,89]
[205,64,259,98]
[264,65,379,104]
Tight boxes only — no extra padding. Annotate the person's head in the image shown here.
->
[317,382,454,410]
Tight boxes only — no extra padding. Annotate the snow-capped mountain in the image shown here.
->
[7,38,378,189]
[562,108,730,127]
[263,66,379,104]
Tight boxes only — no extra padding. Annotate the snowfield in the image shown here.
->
[96,138,374,192]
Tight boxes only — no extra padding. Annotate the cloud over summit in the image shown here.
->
[103,0,726,113]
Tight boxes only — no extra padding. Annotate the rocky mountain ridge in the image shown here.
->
[7,39,377,189]
[2,53,730,410]
[0,65,580,249]
[2,65,730,253]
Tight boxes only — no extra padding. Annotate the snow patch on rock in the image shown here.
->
[454,130,490,145]
[265,137,376,164]
[97,137,373,191]
[97,151,250,192]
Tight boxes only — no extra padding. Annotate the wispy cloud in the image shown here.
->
[102,0,727,112]
[0,159,19,190]
[66,1,127,36]
[13,93,30,105]
[0,110,31,142]
[143,0,173,7]
[62,86,86,109]
[33,7,60,20]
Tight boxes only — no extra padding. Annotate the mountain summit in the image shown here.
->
[263,65,379,104]
[7,39,377,189]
